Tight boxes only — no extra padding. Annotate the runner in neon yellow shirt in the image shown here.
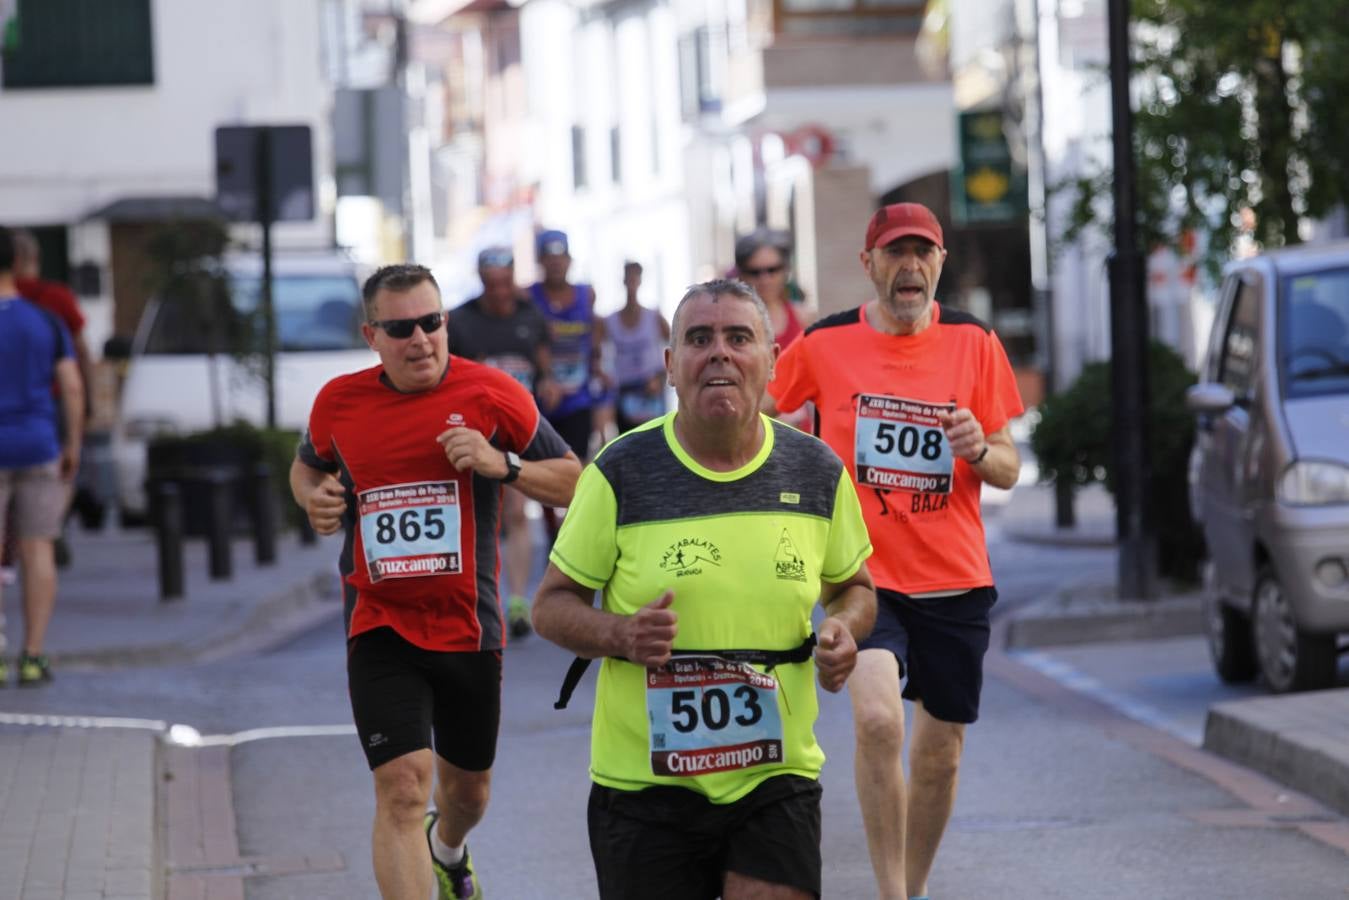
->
[534,278,875,900]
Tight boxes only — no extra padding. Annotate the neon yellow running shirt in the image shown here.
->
[550,413,871,803]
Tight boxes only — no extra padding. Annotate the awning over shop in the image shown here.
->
[84,196,223,223]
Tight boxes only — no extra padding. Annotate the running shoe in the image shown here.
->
[507,596,531,639]
[18,654,52,686]
[424,811,482,900]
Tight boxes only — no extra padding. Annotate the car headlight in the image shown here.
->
[122,417,180,441]
[1278,460,1349,506]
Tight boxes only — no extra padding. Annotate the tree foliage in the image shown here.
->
[1060,0,1349,273]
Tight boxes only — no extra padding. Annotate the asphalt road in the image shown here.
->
[2,521,1347,897]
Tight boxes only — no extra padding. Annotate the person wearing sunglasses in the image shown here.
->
[289,263,581,900]
[734,228,812,351]
[734,229,814,431]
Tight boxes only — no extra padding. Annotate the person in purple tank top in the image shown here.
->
[604,261,670,433]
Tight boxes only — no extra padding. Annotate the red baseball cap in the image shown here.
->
[864,203,944,250]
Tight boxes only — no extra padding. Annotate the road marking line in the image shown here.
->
[1010,649,1202,744]
[0,713,355,747]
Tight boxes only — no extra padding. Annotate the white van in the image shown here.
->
[112,251,373,518]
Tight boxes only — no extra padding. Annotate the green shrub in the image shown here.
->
[1030,341,1205,583]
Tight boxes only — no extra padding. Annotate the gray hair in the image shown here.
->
[670,278,774,348]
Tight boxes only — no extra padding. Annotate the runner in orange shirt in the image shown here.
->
[766,203,1023,900]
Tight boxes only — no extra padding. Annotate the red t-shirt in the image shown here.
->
[768,301,1024,594]
[300,358,542,652]
[17,277,84,337]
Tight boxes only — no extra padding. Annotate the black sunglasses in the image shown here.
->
[368,311,445,339]
[741,264,785,278]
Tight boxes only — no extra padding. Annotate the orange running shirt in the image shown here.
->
[768,301,1024,594]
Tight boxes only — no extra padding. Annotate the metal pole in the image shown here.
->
[1107,0,1156,599]
[1019,0,1075,529]
[154,480,184,602]
[206,470,234,581]
[256,126,278,430]
[252,462,277,566]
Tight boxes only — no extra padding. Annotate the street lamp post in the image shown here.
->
[1107,0,1157,600]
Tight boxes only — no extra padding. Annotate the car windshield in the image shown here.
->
[141,274,364,354]
[1280,266,1349,398]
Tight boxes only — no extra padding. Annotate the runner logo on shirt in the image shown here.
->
[774,529,806,582]
[659,537,721,577]
[854,393,955,494]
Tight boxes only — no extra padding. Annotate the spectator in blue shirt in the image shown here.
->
[0,225,84,686]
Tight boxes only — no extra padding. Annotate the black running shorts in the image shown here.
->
[859,586,998,724]
[587,774,822,899]
[547,407,594,460]
[347,626,502,771]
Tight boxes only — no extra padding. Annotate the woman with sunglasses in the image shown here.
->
[735,229,814,430]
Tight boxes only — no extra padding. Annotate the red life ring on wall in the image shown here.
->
[785,124,835,168]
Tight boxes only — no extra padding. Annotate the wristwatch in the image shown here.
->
[500,450,522,484]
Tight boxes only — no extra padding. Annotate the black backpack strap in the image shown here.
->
[552,634,817,710]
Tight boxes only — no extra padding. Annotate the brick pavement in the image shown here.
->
[0,727,155,900]
[0,527,340,899]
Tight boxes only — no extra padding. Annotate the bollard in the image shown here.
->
[298,512,318,545]
[205,468,234,580]
[154,480,185,601]
[252,463,277,565]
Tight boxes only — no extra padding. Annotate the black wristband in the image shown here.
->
[971,444,990,466]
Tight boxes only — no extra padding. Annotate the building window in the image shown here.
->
[2,0,155,89]
[572,125,588,190]
[678,26,723,120]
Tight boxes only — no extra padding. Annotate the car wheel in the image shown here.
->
[1252,565,1337,693]
[1203,564,1257,683]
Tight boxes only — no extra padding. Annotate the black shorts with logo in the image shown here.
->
[859,586,998,724]
[587,774,822,899]
[347,626,502,771]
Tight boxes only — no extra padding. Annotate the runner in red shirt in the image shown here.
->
[290,264,580,900]
[767,203,1023,900]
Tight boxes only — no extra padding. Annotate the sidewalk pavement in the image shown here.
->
[0,481,1345,897]
[0,527,342,899]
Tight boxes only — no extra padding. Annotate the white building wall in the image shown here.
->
[519,0,693,320]
[0,0,333,240]
[0,0,335,355]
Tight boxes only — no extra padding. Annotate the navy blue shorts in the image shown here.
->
[587,775,822,899]
[858,586,998,724]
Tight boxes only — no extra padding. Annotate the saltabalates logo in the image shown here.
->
[659,537,721,578]
[774,529,806,582]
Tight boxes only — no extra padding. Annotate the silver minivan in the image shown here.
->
[1187,241,1349,692]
